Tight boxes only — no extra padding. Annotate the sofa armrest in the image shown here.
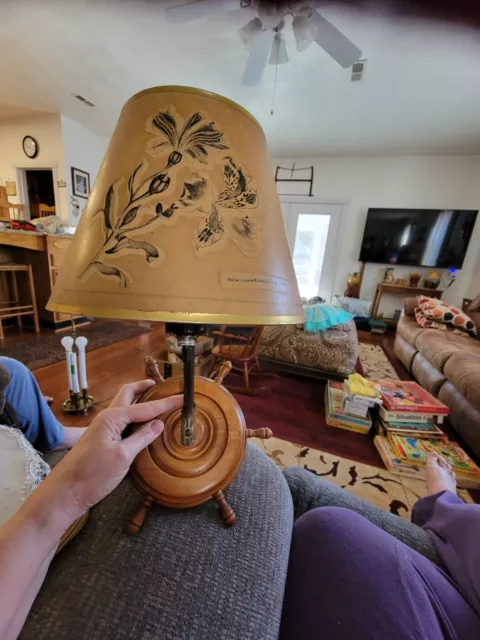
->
[404,297,418,316]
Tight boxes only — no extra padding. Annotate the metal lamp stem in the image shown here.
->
[180,337,196,446]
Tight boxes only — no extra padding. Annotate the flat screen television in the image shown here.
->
[358,208,478,269]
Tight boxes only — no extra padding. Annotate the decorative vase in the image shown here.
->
[409,272,422,287]
[424,271,441,289]
[383,267,395,284]
[345,272,361,298]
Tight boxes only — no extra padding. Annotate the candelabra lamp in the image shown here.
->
[47,86,304,531]
[60,323,94,414]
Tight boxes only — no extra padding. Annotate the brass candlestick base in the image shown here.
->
[62,391,95,414]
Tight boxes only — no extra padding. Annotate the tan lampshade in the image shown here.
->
[48,86,304,325]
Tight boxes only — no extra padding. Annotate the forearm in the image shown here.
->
[4,552,55,640]
[0,479,78,638]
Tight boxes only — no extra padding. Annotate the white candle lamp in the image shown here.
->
[61,325,95,415]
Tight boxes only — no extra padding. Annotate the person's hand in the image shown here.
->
[36,380,183,526]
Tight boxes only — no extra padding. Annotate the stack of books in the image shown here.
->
[375,380,448,439]
[325,380,372,434]
[374,433,480,489]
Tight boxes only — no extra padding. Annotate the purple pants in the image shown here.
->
[280,491,480,639]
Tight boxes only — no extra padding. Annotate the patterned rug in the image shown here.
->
[358,343,399,380]
[251,436,473,519]
[0,320,152,370]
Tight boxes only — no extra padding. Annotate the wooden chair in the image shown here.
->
[211,326,277,395]
[39,204,56,217]
[0,265,40,339]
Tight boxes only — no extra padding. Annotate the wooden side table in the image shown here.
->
[371,283,443,323]
[0,264,40,339]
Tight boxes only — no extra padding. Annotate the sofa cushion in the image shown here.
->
[411,353,446,397]
[439,382,480,459]
[394,335,417,372]
[24,443,294,640]
[443,352,480,413]
[415,330,466,370]
[396,315,424,346]
[418,296,477,336]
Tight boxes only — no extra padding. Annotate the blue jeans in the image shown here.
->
[1,357,64,452]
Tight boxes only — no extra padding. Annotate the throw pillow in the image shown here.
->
[418,296,477,336]
[414,307,451,331]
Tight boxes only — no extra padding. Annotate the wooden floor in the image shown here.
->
[3,323,167,427]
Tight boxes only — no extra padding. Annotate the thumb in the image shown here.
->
[122,419,164,459]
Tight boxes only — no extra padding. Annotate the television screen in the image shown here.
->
[359,208,478,269]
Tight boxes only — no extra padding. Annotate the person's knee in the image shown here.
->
[294,506,366,544]
[0,357,30,383]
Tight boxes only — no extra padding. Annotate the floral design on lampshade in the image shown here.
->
[84,110,260,288]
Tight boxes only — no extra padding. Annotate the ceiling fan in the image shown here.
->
[165,1,362,86]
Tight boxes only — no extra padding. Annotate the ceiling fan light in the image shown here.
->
[292,14,318,52]
[238,17,262,48]
[269,32,289,65]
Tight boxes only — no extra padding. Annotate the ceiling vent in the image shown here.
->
[351,60,366,82]
[72,93,96,107]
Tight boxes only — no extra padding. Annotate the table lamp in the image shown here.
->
[48,86,304,530]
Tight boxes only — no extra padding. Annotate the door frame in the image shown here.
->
[13,162,63,221]
[280,196,348,302]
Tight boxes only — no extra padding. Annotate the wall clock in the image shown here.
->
[22,136,39,159]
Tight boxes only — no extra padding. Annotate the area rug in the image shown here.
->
[251,436,473,519]
[0,320,152,370]
[232,374,381,466]
[358,343,400,380]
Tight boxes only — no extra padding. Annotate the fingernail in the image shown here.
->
[152,420,164,434]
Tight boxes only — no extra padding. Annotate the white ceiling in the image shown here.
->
[1,0,480,156]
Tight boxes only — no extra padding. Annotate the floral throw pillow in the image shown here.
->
[418,296,477,336]
[414,306,448,331]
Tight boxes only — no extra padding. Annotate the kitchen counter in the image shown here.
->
[0,229,75,252]
[0,230,84,330]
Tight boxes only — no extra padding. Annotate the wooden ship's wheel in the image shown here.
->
[126,360,272,534]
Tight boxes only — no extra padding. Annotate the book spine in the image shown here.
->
[328,385,344,413]
[343,400,369,418]
[379,407,440,423]
[326,417,371,434]
[381,397,449,415]
[328,409,371,427]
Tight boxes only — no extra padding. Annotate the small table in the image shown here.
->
[371,283,443,322]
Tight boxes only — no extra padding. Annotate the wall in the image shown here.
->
[0,113,68,219]
[272,155,480,315]
[60,116,109,225]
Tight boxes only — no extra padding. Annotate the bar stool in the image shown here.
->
[0,265,40,339]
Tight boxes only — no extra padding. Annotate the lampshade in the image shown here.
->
[47,86,304,325]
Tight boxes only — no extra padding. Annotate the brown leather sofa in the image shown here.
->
[394,297,480,459]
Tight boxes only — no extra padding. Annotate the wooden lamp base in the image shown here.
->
[126,362,272,534]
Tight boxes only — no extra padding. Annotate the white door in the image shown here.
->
[282,201,343,302]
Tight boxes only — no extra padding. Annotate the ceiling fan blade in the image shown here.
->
[242,29,274,87]
[311,12,362,68]
[165,0,239,24]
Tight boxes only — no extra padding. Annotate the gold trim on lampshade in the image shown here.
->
[47,86,304,325]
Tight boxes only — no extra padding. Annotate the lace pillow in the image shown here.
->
[0,425,50,528]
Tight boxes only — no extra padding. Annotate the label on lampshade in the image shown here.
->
[221,272,291,293]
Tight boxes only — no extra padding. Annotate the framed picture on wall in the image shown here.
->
[71,167,90,199]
